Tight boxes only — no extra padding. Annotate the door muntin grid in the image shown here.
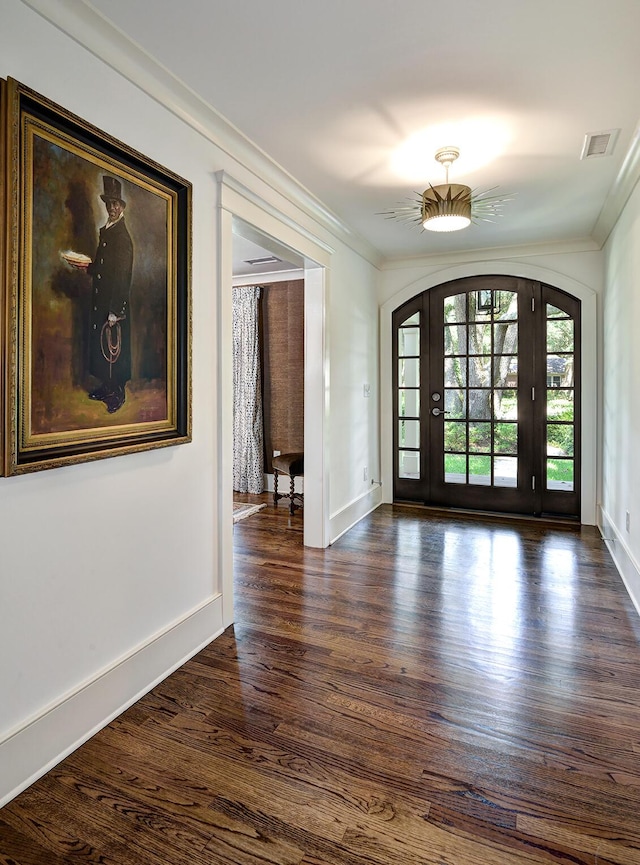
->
[443,289,519,488]
[397,310,421,480]
[545,303,575,492]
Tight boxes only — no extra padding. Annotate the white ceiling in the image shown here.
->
[85,0,640,261]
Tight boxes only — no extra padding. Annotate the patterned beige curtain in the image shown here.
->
[232,286,264,493]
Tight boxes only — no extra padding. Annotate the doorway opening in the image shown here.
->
[392,275,581,519]
[231,228,305,523]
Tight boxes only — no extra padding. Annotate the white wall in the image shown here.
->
[602,182,640,614]
[328,245,382,540]
[379,248,604,307]
[0,0,380,804]
[378,247,604,525]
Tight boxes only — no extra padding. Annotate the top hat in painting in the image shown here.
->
[100,175,126,205]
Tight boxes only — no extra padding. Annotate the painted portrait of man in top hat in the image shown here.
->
[24,124,182,459]
[70,175,133,413]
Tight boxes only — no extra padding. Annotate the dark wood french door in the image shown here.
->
[393,276,581,518]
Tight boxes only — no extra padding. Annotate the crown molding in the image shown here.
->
[21,0,382,269]
[592,123,640,247]
[380,236,602,271]
[218,169,335,260]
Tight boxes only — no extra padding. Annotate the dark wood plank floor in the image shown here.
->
[3,499,640,865]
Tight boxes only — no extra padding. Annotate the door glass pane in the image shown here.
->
[547,423,573,457]
[444,389,466,418]
[547,319,574,353]
[494,422,517,454]
[496,291,517,320]
[399,358,419,387]
[399,420,420,449]
[494,457,517,487]
[444,293,468,323]
[494,321,518,353]
[469,324,491,354]
[468,390,491,419]
[399,389,420,418]
[494,390,517,420]
[547,458,574,492]
[547,389,573,421]
[546,304,568,319]
[468,422,491,453]
[468,455,491,485]
[444,421,466,452]
[444,325,467,355]
[493,355,517,386]
[445,357,467,387]
[469,356,491,387]
[445,453,466,483]
[399,450,420,479]
[547,355,574,387]
[401,311,420,326]
[398,327,420,356]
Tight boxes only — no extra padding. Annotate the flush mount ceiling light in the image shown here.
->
[380,146,513,233]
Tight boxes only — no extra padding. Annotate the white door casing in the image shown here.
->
[217,171,333,626]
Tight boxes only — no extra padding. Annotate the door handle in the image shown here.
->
[431,407,449,417]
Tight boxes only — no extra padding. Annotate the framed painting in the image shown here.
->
[2,79,191,474]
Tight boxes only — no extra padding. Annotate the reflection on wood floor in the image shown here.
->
[3,498,640,864]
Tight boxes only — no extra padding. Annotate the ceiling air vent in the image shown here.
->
[580,129,619,160]
[244,255,281,266]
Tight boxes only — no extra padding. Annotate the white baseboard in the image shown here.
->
[599,505,640,618]
[0,595,224,807]
[329,484,383,544]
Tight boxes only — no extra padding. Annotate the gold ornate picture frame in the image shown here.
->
[2,79,192,474]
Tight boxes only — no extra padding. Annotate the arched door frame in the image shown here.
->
[381,262,598,524]
[217,171,333,627]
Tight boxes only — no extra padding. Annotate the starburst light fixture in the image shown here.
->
[380,146,513,233]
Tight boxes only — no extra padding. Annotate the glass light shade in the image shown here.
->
[423,213,471,232]
[421,183,472,232]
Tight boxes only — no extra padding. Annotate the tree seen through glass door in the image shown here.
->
[443,288,519,487]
